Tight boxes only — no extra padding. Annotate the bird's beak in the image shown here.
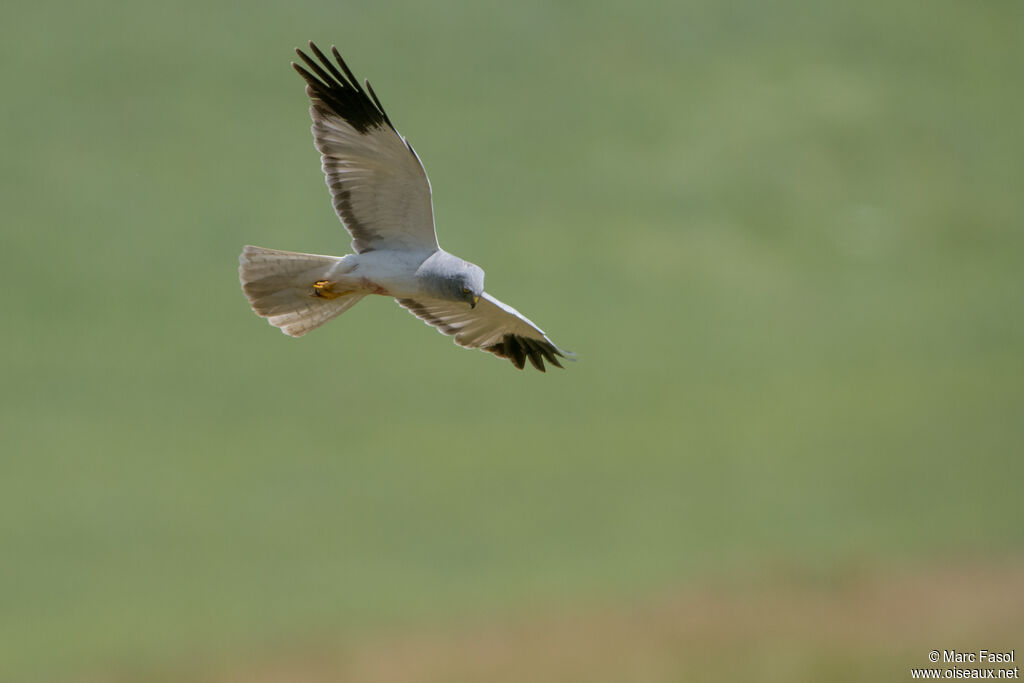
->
[471,295,479,309]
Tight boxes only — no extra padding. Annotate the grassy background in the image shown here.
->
[2,0,1022,680]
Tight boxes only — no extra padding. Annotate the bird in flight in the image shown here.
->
[239,42,573,371]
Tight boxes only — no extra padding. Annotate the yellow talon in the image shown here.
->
[312,280,350,299]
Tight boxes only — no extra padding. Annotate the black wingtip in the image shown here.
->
[293,41,393,134]
[481,333,572,372]
[363,79,396,130]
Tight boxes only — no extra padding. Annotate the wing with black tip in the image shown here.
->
[293,43,438,253]
[395,293,574,371]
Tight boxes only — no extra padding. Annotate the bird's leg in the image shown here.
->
[312,280,351,299]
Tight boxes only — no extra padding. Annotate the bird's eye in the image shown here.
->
[462,287,471,295]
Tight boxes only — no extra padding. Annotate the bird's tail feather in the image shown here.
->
[239,245,365,337]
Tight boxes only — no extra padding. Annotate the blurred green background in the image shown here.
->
[2,0,1022,681]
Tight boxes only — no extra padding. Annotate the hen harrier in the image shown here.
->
[239,43,573,371]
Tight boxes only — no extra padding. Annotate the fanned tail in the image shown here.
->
[238,245,365,337]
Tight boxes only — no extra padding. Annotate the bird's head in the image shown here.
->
[450,264,483,308]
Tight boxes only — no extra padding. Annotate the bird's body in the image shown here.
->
[239,43,571,371]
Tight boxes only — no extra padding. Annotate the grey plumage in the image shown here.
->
[239,43,573,371]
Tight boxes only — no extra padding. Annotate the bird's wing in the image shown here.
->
[395,293,574,371]
[293,43,438,254]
